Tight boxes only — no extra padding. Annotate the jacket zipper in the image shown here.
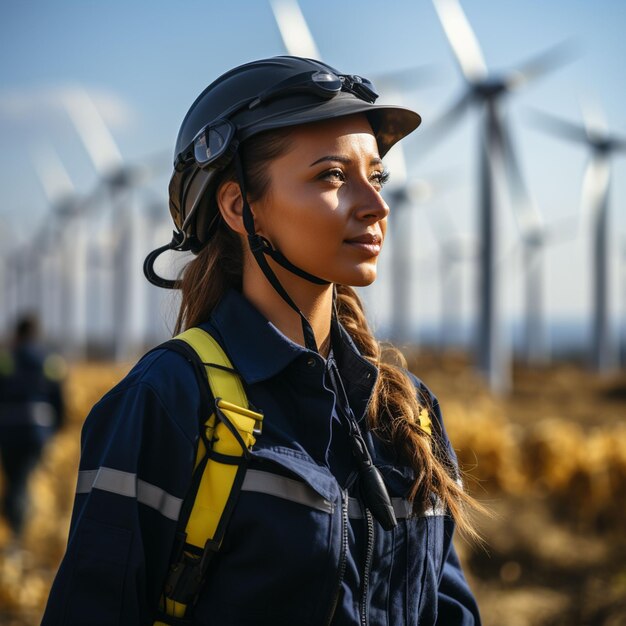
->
[325,492,349,626]
[360,508,375,626]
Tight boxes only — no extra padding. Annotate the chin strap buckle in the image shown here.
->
[248,234,272,254]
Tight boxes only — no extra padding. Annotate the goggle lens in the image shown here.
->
[193,119,236,168]
[310,70,342,93]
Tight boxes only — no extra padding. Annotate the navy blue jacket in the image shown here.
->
[42,289,480,626]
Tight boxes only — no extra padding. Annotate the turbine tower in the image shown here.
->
[530,104,626,371]
[427,0,575,392]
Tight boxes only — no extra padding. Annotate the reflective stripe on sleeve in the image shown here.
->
[76,467,183,521]
[347,496,445,519]
[241,469,334,514]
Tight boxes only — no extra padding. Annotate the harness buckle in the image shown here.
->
[163,538,221,604]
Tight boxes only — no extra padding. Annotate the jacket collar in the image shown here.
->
[203,288,378,391]
[204,288,311,384]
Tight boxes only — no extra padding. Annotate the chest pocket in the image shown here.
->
[195,447,344,626]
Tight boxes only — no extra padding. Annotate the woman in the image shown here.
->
[42,56,481,625]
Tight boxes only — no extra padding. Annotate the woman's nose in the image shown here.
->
[353,180,390,222]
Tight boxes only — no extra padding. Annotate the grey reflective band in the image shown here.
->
[137,478,183,521]
[348,497,445,519]
[242,469,334,514]
[76,467,135,497]
[76,467,183,521]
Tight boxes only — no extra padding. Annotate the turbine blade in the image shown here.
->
[527,107,589,145]
[62,86,123,176]
[491,115,544,236]
[432,0,488,83]
[269,0,321,59]
[371,65,439,93]
[417,91,471,152]
[30,143,75,207]
[505,39,580,91]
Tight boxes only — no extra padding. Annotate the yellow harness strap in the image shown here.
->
[154,328,263,625]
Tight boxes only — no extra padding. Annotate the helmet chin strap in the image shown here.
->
[234,153,330,354]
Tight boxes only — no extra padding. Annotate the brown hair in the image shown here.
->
[175,128,482,540]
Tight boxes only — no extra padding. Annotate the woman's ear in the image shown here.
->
[216,180,247,235]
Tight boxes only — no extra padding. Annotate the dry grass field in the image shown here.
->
[1,353,625,625]
[405,350,626,626]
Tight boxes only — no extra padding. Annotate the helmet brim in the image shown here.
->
[237,92,421,158]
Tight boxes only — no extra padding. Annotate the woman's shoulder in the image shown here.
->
[87,344,205,445]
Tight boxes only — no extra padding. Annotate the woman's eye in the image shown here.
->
[320,168,346,183]
[371,169,390,190]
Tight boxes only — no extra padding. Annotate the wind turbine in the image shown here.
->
[62,87,168,359]
[426,0,576,392]
[529,104,626,372]
[30,143,91,356]
[61,86,131,359]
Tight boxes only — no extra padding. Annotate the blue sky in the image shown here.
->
[1,0,625,338]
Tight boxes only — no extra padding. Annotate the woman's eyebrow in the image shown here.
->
[309,155,351,167]
[309,155,384,167]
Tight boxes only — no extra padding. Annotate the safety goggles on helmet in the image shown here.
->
[249,70,377,108]
[175,70,378,173]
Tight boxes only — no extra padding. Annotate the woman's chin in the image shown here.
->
[339,268,378,288]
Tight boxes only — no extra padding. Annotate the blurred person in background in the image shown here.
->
[0,314,66,545]
[42,56,482,625]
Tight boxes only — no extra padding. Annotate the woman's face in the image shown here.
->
[252,114,390,287]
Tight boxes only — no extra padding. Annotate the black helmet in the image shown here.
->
[166,55,421,254]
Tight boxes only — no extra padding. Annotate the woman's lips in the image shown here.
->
[344,233,382,255]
